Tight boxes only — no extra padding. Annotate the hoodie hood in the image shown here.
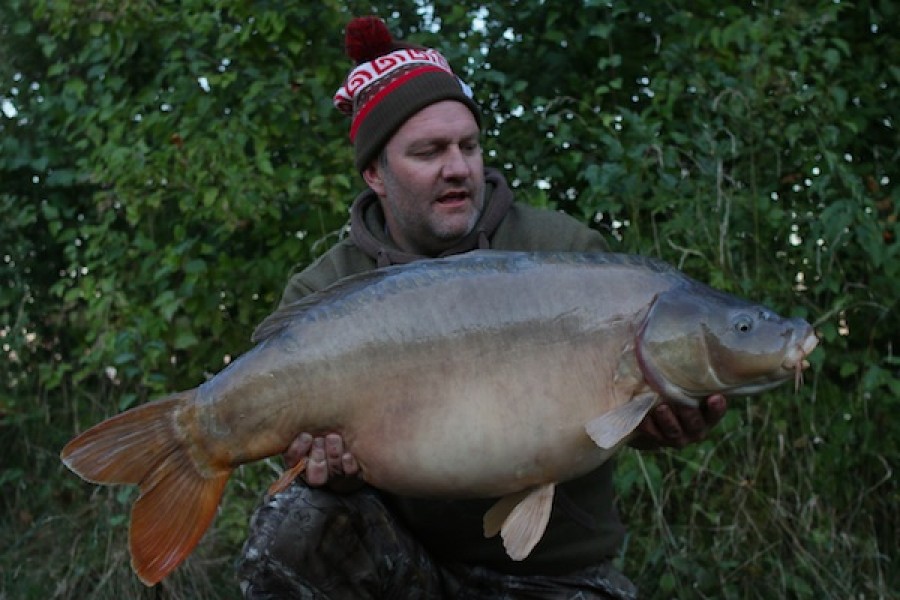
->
[349,167,514,267]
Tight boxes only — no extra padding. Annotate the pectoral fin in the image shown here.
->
[483,484,555,561]
[585,392,658,449]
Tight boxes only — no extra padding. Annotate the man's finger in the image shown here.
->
[672,404,706,437]
[637,413,662,440]
[342,453,359,476]
[283,432,314,468]
[325,433,345,474]
[654,404,684,440]
[305,438,328,486]
[703,394,728,426]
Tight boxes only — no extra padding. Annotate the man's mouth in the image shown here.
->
[436,190,470,205]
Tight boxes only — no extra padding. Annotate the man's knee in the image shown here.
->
[237,484,413,598]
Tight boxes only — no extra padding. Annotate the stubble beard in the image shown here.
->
[383,178,485,255]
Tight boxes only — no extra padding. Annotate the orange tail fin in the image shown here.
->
[60,391,231,586]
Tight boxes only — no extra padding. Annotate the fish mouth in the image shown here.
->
[781,331,819,390]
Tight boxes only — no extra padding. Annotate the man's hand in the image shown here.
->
[284,433,360,489]
[631,394,728,450]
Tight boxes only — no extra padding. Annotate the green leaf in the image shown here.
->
[256,149,275,176]
[184,259,207,274]
[13,19,32,35]
[173,330,199,350]
[829,86,847,110]
[63,77,87,101]
[839,362,858,378]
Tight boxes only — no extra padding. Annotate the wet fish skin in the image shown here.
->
[636,282,817,403]
[59,251,818,585]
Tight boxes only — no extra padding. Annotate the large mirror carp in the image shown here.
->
[61,251,819,585]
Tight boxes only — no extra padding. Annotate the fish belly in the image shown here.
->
[311,321,625,498]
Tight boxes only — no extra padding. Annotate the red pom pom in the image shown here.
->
[345,16,395,64]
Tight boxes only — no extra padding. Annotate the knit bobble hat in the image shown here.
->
[333,16,481,172]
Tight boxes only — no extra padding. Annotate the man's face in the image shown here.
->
[363,100,485,256]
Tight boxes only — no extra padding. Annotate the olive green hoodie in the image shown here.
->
[278,167,625,574]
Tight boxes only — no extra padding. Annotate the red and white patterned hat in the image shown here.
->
[333,16,481,171]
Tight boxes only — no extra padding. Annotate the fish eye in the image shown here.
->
[734,315,754,333]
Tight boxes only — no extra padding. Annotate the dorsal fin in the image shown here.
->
[251,269,392,343]
[251,251,685,343]
[251,251,522,343]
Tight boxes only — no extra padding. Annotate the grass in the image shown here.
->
[1,384,251,600]
[1,431,255,599]
[616,396,895,598]
[2,380,895,599]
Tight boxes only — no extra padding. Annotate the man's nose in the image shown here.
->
[441,145,470,179]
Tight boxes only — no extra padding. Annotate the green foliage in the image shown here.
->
[1,1,896,598]
[3,0,358,400]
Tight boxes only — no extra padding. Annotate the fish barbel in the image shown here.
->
[60,251,818,585]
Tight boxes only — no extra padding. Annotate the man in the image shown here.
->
[237,16,726,599]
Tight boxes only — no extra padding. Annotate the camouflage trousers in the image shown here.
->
[236,483,638,600]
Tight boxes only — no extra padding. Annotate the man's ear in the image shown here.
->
[362,162,385,195]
